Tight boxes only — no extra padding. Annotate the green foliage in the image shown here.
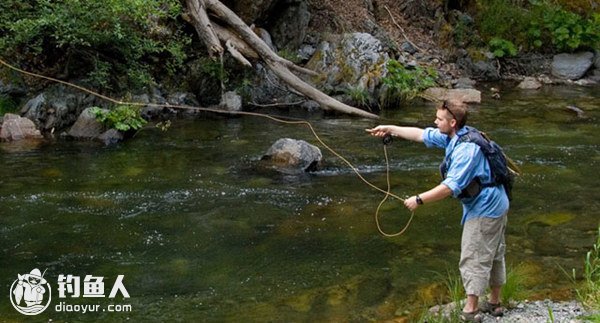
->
[548,305,556,323]
[277,49,301,64]
[476,0,529,46]
[416,269,464,323]
[381,60,437,106]
[489,37,518,58]
[235,76,255,102]
[344,85,373,109]
[502,264,528,304]
[573,227,600,311]
[476,0,600,53]
[90,105,147,132]
[197,57,228,83]
[0,0,190,91]
[528,6,600,52]
[0,95,18,116]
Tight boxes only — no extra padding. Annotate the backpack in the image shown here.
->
[440,127,516,200]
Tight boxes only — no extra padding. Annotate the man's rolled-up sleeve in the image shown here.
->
[441,144,482,197]
[422,127,447,148]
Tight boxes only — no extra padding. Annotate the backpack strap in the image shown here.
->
[457,128,499,187]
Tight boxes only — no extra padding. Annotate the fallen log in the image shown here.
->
[185,0,379,119]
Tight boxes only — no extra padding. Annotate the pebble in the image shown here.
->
[482,300,590,322]
[429,299,593,322]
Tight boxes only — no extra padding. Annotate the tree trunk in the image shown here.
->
[185,0,223,57]
[186,0,379,119]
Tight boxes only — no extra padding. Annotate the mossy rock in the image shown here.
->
[521,212,575,227]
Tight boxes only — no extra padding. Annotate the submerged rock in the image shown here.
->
[517,77,542,90]
[261,138,322,174]
[565,105,585,118]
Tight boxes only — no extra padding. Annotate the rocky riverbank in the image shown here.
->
[498,300,589,322]
[429,299,594,322]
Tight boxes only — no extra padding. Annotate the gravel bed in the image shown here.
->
[482,300,591,322]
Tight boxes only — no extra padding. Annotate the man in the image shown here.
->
[366,100,509,322]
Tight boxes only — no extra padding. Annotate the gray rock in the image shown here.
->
[400,41,417,55]
[229,0,277,24]
[300,100,321,112]
[453,77,476,89]
[220,91,242,112]
[595,49,600,69]
[590,69,600,82]
[168,92,199,107]
[245,62,304,106]
[262,138,322,174]
[67,107,106,139]
[306,32,389,94]
[20,84,99,132]
[0,113,43,141]
[298,44,316,61]
[0,79,27,96]
[472,60,500,80]
[422,87,481,103]
[98,128,124,145]
[551,52,594,80]
[517,77,542,90]
[457,54,500,80]
[270,1,310,50]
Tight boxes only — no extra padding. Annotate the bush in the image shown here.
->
[476,0,600,53]
[90,105,147,132]
[0,0,190,91]
[344,85,373,110]
[489,37,518,58]
[476,0,530,47]
[381,60,437,106]
[528,5,600,52]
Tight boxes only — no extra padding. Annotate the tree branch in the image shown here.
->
[204,0,378,119]
[185,0,223,57]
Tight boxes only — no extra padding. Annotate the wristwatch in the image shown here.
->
[416,195,424,205]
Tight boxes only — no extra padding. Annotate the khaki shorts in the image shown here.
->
[459,214,508,296]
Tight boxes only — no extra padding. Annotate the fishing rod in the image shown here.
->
[0,57,415,237]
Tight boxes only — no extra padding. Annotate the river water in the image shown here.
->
[1,85,599,321]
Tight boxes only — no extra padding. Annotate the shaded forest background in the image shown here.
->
[0,0,598,104]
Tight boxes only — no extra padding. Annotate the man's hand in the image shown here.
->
[365,125,392,137]
[404,196,420,211]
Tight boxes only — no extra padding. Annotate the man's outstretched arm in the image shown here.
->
[366,125,424,143]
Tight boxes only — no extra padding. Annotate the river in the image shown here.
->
[1,84,599,321]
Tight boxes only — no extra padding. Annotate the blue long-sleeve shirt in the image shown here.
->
[422,126,509,224]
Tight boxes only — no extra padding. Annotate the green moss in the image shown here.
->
[522,212,575,227]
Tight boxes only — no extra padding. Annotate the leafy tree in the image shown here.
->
[0,0,190,91]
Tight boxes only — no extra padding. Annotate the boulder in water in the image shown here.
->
[261,138,322,174]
